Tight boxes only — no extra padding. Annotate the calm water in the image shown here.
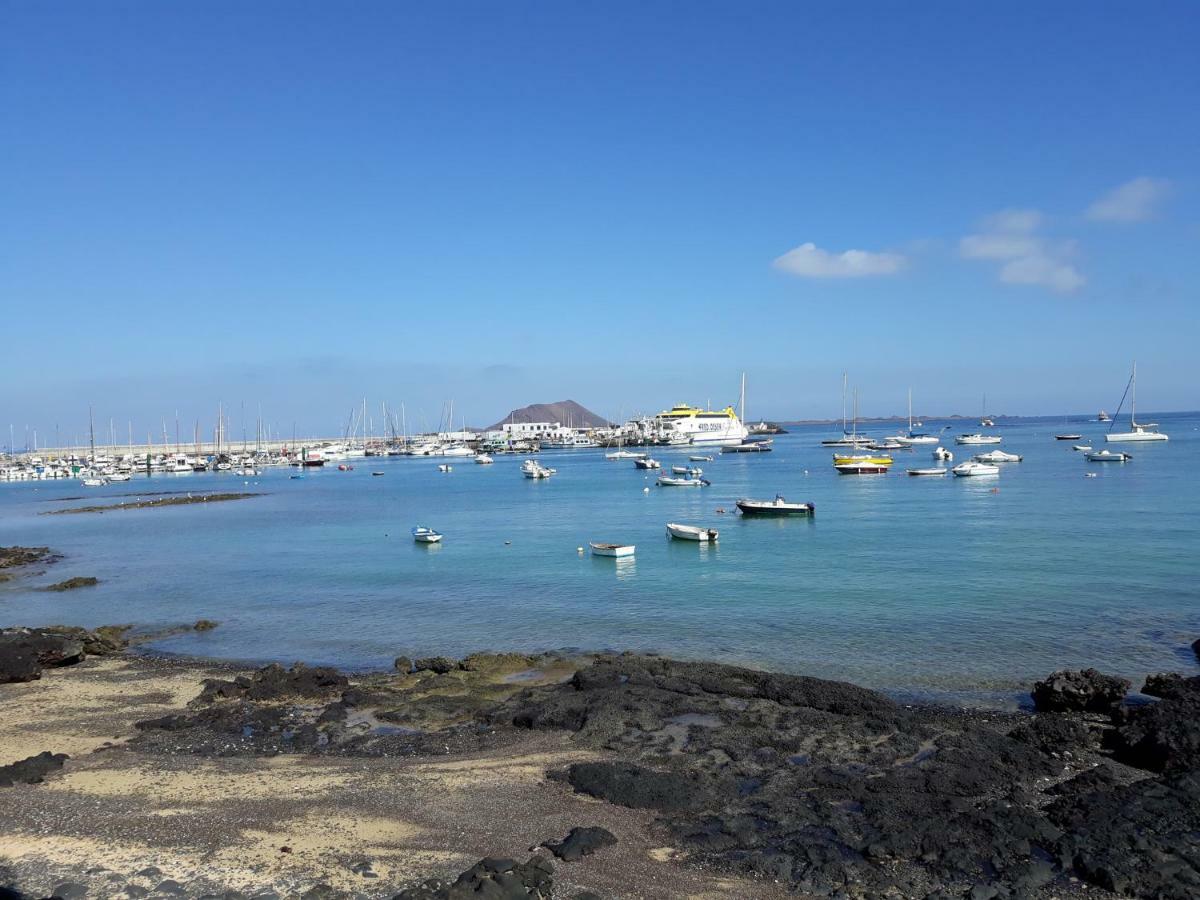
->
[3,413,1198,705]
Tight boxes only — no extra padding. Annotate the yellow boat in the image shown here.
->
[832,453,893,466]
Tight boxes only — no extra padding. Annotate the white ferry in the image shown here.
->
[654,403,749,446]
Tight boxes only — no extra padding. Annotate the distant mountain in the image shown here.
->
[486,400,610,431]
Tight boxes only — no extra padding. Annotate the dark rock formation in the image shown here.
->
[1049,769,1200,897]
[197,664,349,703]
[0,628,85,672]
[1193,638,1200,663]
[37,625,130,656]
[1031,668,1130,713]
[391,855,553,899]
[193,619,219,632]
[0,546,58,570]
[1111,675,1200,773]
[0,751,69,786]
[42,576,99,591]
[0,643,41,683]
[413,657,456,675]
[542,826,617,862]
[393,656,413,674]
[565,762,708,812]
[1008,713,1093,755]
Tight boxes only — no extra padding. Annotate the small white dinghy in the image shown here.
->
[973,450,1023,463]
[906,468,947,476]
[1087,449,1132,462]
[1073,444,1093,452]
[437,464,453,473]
[689,455,713,462]
[475,454,494,465]
[412,526,442,544]
[952,461,1000,477]
[590,542,635,558]
[933,446,954,461]
[666,523,719,542]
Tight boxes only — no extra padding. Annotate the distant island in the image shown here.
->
[485,400,610,431]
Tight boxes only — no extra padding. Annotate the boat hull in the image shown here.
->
[666,523,718,542]
[590,543,635,558]
[1105,432,1168,442]
[735,499,814,516]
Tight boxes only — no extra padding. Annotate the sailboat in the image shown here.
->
[833,390,893,471]
[980,394,995,428]
[894,389,938,445]
[1105,362,1169,442]
[821,373,873,446]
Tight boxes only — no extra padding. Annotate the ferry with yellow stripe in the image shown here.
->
[655,403,749,446]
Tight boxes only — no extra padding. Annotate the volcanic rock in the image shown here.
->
[1031,668,1130,713]
[542,826,618,862]
[0,751,69,786]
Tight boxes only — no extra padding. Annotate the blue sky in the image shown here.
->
[2,1,1197,442]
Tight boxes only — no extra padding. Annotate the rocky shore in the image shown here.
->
[2,621,1199,900]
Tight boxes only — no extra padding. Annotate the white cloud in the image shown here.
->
[959,208,1084,294]
[999,255,1085,293]
[1085,177,1170,223]
[773,242,906,278]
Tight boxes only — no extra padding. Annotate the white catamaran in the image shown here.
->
[1105,362,1168,443]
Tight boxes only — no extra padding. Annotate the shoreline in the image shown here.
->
[4,624,1200,899]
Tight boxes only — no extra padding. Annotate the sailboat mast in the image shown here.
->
[908,387,913,432]
[1131,361,1137,426]
[841,373,848,435]
[739,372,746,423]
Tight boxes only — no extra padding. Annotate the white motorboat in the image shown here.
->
[952,461,999,476]
[955,434,1002,445]
[635,457,662,469]
[521,459,555,478]
[973,450,1022,463]
[933,446,953,461]
[735,496,814,516]
[657,475,709,486]
[1087,449,1131,462]
[689,455,713,462]
[666,523,719,542]
[1073,444,1092,452]
[867,439,905,451]
[474,454,494,465]
[434,444,476,457]
[605,449,647,460]
[411,526,442,543]
[906,468,947,476]
[590,542,635,558]
[80,477,106,487]
[105,472,132,482]
[671,465,689,474]
[437,463,453,473]
[1105,362,1169,442]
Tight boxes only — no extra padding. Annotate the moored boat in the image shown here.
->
[955,433,1002,445]
[906,468,947,476]
[411,526,442,543]
[1105,362,1169,443]
[635,457,662,469]
[590,542,635,558]
[835,460,890,474]
[1087,449,1132,462]
[474,454,494,464]
[933,446,953,461]
[666,522,719,542]
[721,440,773,453]
[657,474,709,486]
[735,495,814,516]
[688,455,713,462]
[1055,434,1082,441]
[952,461,999,476]
[973,450,1022,463]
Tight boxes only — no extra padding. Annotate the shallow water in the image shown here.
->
[3,413,1198,704]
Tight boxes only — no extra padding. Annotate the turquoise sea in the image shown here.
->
[3,413,1198,705]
